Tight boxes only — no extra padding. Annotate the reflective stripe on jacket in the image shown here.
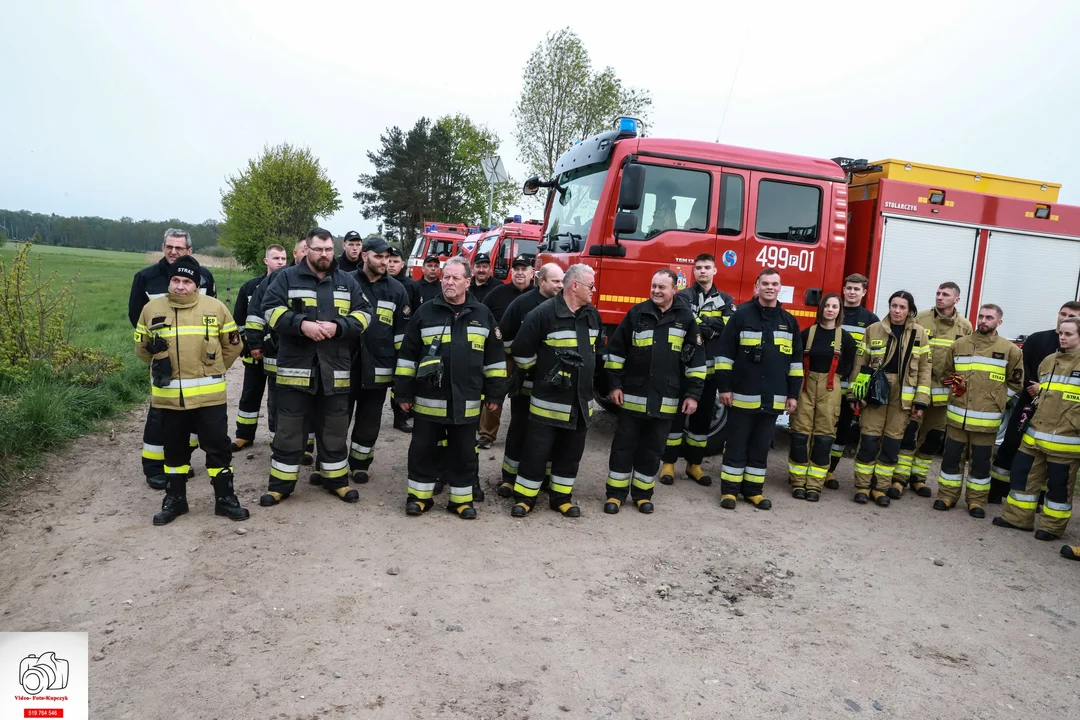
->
[943,332,1023,432]
[715,299,803,412]
[394,293,508,424]
[135,292,241,410]
[605,299,706,418]
[850,318,932,409]
[1023,351,1080,457]
[511,293,601,429]
[916,308,973,406]
[262,261,371,395]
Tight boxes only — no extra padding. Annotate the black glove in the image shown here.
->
[144,335,169,356]
[150,356,173,388]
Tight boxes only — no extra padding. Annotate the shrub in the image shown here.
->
[199,244,234,258]
[0,242,121,383]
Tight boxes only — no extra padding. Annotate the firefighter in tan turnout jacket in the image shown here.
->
[995,318,1080,543]
[134,256,247,526]
[932,304,1022,517]
[848,291,932,507]
[899,282,973,497]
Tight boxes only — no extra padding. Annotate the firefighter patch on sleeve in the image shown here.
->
[993,352,1005,360]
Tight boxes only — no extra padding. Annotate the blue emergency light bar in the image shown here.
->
[617,117,638,135]
[514,215,522,222]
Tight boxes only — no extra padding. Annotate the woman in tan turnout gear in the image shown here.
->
[788,294,855,501]
[995,317,1080,542]
[847,290,932,507]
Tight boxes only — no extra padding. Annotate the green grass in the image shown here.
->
[0,244,202,486]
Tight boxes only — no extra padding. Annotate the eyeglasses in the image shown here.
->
[164,245,187,252]
[576,282,595,290]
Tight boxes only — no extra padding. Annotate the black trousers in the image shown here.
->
[513,416,588,508]
[500,393,532,484]
[828,398,860,472]
[268,387,350,497]
[606,412,671,503]
[662,377,717,465]
[234,359,268,442]
[161,405,231,485]
[143,404,199,478]
[720,409,776,500]
[349,387,388,473]
[990,398,1031,501]
[407,418,478,509]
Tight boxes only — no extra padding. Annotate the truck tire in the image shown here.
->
[703,392,728,457]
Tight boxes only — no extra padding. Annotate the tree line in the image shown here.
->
[0,209,221,253]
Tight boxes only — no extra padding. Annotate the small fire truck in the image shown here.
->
[526,117,1080,451]
[465,216,544,282]
[406,222,483,280]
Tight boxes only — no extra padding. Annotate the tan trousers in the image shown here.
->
[788,371,843,492]
[853,374,910,493]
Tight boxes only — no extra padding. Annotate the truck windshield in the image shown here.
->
[545,163,609,251]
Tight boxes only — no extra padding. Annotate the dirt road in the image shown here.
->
[2,362,1079,719]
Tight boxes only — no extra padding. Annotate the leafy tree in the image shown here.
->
[513,28,653,180]
[220,143,342,270]
[356,115,514,255]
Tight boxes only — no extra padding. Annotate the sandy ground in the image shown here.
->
[3,361,1080,719]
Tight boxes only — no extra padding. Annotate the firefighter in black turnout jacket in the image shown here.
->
[231,244,288,450]
[258,229,372,507]
[716,269,804,510]
[128,228,217,489]
[347,237,410,483]
[395,256,508,519]
[604,270,706,514]
[509,264,600,518]
[494,263,566,497]
[660,253,734,486]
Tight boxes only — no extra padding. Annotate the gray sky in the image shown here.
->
[3,0,1078,242]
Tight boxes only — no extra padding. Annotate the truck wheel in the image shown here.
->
[703,394,728,457]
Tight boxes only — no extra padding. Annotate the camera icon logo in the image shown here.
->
[19,652,69,696]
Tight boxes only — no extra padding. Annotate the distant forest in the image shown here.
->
[0,209,221,252]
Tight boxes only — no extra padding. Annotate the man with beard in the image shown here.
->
[931,304,1022,518]
[258,229,372,507]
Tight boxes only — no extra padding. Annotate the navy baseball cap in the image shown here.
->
[511,254,533,267]
[388,246,403,257]
[423,253,441,264]
[362,236,390,253]
[473,253,492,265]
[343,231,362,243]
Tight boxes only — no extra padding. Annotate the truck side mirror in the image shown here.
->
[522,177,541,196]
[618,164,646,211]
[614,211,639,237]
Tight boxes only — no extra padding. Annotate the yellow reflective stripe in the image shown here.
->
[152,381,227,399]
[348,310,371,329]
[268,306,287,327]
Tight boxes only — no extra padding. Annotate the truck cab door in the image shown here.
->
[593,160,716,324]
[741,172,831,325]
[713,169,749,303]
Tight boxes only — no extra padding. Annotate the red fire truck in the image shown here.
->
[466,216,544,283]
[406,222,483,280]
[526,117,1080,449]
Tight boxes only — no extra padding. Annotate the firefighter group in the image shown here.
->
[129,228,1080,562]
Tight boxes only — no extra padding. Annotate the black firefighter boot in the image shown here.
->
[153,477,189,525]
[213,471,250,521]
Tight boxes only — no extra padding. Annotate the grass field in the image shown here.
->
[0,243,247,486]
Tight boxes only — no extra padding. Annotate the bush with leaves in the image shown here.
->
[199,244,234,258]
[0,242,121,384]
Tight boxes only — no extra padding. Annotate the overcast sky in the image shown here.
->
[3,0,1078,242]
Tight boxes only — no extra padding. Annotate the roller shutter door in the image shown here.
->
[979,231,1080,340]
[873,218,978,318]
